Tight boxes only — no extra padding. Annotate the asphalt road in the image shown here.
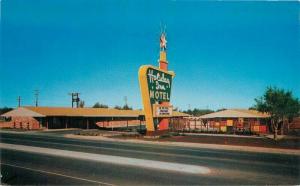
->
[1,132,299,185]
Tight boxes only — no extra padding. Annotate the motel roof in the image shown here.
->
[1,107,45,117]
[199,109,269,119]
[1,106,190,118]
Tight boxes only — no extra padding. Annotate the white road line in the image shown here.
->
[2,136,231,158]
[0,137,254,166]
[3,137,297,169]
[3,137,213,161]
[0,143,210,174]
[1,133,219,153]
[1,163,115,186]
[1,133,236,155]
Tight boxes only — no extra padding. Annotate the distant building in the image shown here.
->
[0,106,189,130]
[175,109,270,134]
[289,117,300,134]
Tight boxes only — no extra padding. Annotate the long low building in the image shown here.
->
[199,109,270,134]
[177,109,270,134]
[0,106,190,130]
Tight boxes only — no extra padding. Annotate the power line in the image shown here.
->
[124,96,128,106]
[17,96,21,107]
[34,89,39,107]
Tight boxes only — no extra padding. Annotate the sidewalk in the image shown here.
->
[65,134,300,156]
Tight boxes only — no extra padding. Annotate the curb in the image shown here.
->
[179,132,264,139]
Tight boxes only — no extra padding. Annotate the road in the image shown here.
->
[1,131,299,185]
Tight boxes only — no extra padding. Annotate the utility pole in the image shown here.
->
[124,96,128,106]
[34,89,39,107]
[68,93,80,108]
[17,96,21,107]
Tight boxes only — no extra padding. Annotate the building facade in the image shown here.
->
[1,106,189,131]
[170,109,270,134]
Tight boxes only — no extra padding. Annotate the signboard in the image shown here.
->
[153,105,173,117]
[220,126,227,132]
[238,118,244,123]
[226,120,233,126]
[139,65,175,131]
[147,68,173,104]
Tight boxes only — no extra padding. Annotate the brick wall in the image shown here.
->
[96,120,145,128]
[0,116,41,130]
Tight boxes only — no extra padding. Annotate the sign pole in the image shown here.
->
[158,46,170,131]
[138,31,175,136]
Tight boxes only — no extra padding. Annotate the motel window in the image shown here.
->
[53,117,58,124]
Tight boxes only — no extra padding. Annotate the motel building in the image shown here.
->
[178,109,270,135]
[0,106,189,130]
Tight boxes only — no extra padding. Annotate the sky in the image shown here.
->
[1,0,299,110]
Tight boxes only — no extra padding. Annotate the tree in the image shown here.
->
[254,87,300,140]
[93,102,109,108]
[0,107,13,115]
[114,105,122,110]
[79,100,85,108]
[122,104,133,110]
[183,108,214,116]
[114,104,133,110]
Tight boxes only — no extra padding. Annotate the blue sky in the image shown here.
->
[1,0,299,110]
